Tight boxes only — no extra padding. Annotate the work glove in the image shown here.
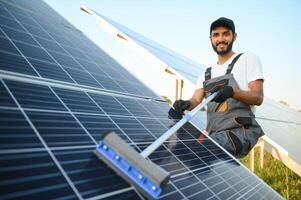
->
[212,86,234,103]
[173,100,191,115]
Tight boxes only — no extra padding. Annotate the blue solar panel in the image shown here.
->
[0,79,282,199]
[0,0,283,199]
[0,0,159,99]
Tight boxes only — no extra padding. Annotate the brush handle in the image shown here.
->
[140,92,218,158]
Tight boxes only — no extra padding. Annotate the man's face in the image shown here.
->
[210,27,236,55]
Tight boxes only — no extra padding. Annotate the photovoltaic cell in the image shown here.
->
[52,88,104,114]
[0,81,16,107]
[48,51,83,70]
[1,26,39,46]
[27,58,75,83]
[0,51,38,76]
[0,34,21,54]
[75,114,128,142]
[14,40,55,63]
[116,97,154,118]
[110,116,157,143]
[138,100,172,119]
[0,14,24,31]
[23,23,53,41]
[0,151,78,200]
[0,0,283,200]
[0,108,43,150]
[4,80,67,111]
[88,93,132,117]
[64,47,90,61]
[100,190,142,200]
[35,36,68,54]
[53,148,130,199]
[65,67,104,88]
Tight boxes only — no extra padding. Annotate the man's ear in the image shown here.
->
[233,33,237,41]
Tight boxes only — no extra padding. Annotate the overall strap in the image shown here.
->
[226,53,244,74]
[204,67,212,81]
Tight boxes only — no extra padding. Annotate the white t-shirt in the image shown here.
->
[196,52,264,112]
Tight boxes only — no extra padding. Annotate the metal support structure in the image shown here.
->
[175,79,184,100]
[251,136,301,177]
[175,79,179,100]
[258,136,301,177]
[180,79,184,99]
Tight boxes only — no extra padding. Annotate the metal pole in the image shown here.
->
[175,79,179,100]
[180,79,184,99]
[141,92,217,158]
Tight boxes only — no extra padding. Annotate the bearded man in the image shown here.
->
[173,17,264,158]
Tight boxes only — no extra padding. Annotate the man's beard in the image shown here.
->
[212,40,234,55]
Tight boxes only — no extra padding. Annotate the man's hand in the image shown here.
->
[173,100,191,115]
[212,86,233,103]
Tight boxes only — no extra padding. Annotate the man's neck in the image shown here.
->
[217,51,235,65]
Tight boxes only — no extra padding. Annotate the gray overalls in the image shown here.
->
[203,53,264,158]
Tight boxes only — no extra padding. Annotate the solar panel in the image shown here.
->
[83,8,205,84]
[0,0,283,199]
[255,99,301,165]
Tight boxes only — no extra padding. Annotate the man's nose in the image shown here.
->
[217,35,225,42]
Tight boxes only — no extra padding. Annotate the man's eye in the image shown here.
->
[224,32,231,36]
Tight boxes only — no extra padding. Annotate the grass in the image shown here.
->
[240,147,301,200]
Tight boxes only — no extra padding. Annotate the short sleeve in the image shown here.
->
[246,53,264,83]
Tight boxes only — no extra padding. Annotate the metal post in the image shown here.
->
[179,79,184,99]
[175,79,179,100]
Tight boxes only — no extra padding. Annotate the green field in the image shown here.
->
[240,148,301,200]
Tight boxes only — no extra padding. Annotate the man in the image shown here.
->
[173,17,264,158]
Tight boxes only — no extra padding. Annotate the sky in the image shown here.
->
[44,0,301,110]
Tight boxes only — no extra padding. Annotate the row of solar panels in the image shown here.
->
[0,0,282,199]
